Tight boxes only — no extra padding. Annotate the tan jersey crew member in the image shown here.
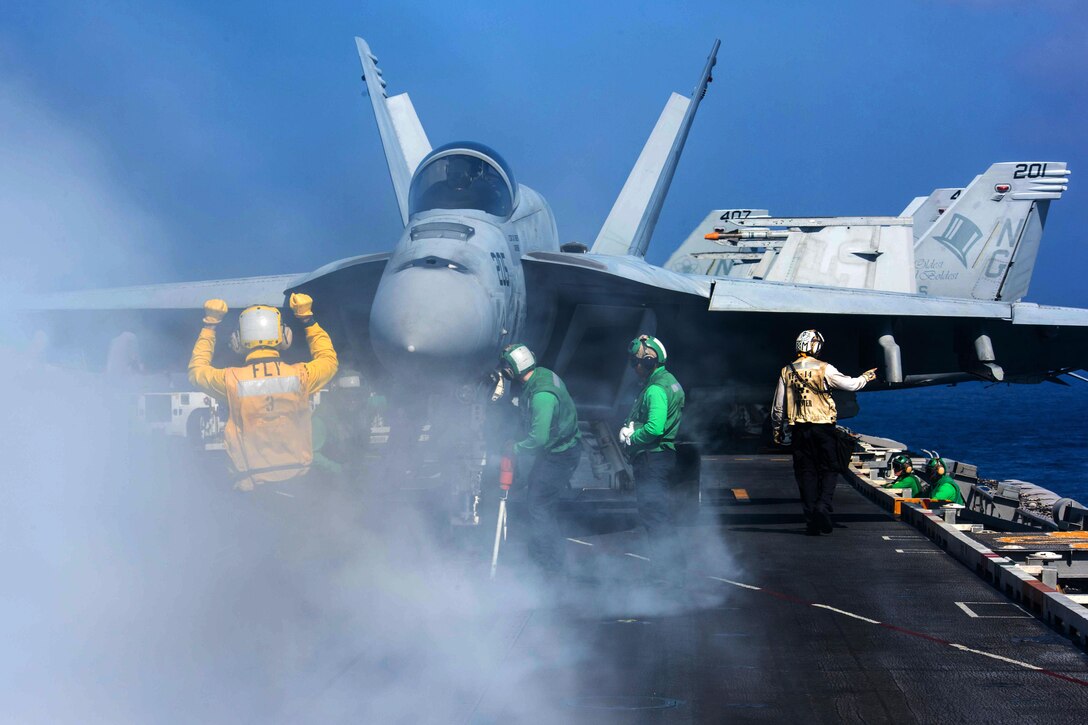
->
[771,329,875,535]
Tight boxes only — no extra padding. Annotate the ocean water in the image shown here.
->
[848,381,1088,503]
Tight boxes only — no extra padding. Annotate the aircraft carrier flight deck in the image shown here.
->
[294,448,1088,723]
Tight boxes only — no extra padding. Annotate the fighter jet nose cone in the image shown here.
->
[370,268,498,378]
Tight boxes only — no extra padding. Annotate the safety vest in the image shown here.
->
[887,472,923,498]
[929,474,966,504]
[628,366,685,454]
[781,357,837,425]
[521,367,581,454]
[223,356,315,490]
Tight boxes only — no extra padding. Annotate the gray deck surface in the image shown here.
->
[270,454,1088,723]
[459,455,1088,724]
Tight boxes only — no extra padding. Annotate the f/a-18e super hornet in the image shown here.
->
[30,37,1088,516]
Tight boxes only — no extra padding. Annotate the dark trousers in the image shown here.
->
[791,423,840,526]
[633,449,685,578]
[525,446,581,573]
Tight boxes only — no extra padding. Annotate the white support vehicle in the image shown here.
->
[136,391,224,449]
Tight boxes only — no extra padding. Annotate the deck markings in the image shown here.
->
[566,538,593,547]
[949,644,1042,669]
[882,535,925,541]
[586,511,1088,690]
[811,603,881,624]
[706,575,1088,689]
[708,576,761,591]
[955,601,980,618]
[955,601,1031,619]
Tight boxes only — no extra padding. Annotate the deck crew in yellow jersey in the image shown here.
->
[188,294,339,491]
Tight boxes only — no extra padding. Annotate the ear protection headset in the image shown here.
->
[628,334,667,371]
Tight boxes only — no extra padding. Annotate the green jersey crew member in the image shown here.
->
[771,329,876,535]
[619,334,685,577]
[884,454,924,497]
[925,456,965,504]
[500,344,582,574]
[189,294,339,491]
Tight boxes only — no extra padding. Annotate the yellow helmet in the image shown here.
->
[230,305,292,353]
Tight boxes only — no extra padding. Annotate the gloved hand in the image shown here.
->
[619,421,635,446]
[489,370,507,403]
[862,368,878,382]
[289,293,314,320]
[203,299,228,326]
[773,427,791,447]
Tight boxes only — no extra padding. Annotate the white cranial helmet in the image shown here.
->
[795,329,825,356]
[231,305,292,353]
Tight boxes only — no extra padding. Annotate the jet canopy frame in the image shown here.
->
[408,141,518,219]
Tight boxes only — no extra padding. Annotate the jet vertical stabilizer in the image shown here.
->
[591,40,720,258]
[355,37,432,226]
[913,162,1069,301]
[901,188,962,243]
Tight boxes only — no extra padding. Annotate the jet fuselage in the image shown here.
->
[368,142,557,379]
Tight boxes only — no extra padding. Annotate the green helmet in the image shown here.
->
[891,454,912,475]
[925,456,947,478]
[499,343,536,378]
[628,334,667,368]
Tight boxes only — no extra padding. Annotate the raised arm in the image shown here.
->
[188,299,228,396]
[290,293,339,393]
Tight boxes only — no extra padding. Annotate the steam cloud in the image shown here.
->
[0,363,737,722]
[0,66,738,724]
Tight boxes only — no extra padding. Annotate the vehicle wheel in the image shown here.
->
[186,408,212,449]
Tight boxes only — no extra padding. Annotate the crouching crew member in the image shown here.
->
[620,334,685,577]
[500,344,582,573]
[925,456,965,504]
[883,454,924,497]
[189,294,339,491]
[772,329,876,535]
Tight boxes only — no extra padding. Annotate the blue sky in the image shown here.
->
[2,0,1086,304]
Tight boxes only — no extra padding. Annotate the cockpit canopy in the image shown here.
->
[408,142,517,219]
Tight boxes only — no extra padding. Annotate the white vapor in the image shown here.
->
[0,72,174,295]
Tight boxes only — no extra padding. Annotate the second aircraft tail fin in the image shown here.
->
[913,162,1069,301]
[591,40,719,258]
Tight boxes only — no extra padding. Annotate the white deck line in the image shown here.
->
[949,643,1043,670]
[812,603,881,624]
[707,576,761,591]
